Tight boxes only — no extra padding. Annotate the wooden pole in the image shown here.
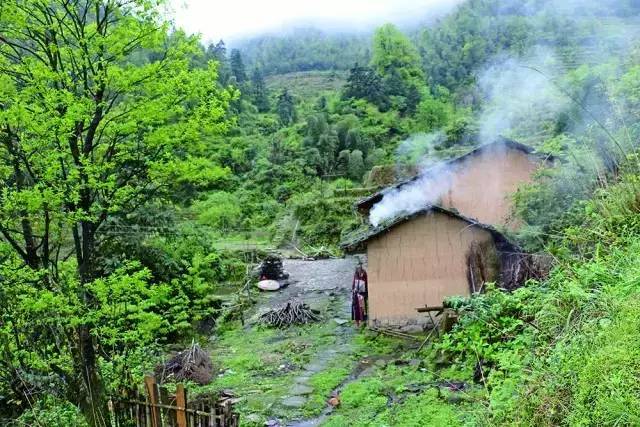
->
[144,376,162,427]
[175,384,188,427]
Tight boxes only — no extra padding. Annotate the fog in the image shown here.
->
[168,0,466,42]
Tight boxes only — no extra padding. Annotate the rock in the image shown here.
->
[327,396,340,407]
[295,376,311,384]
[359,366,376,377]
[246,414,261,423]
[290,384,314,395]
[281,396,307,408]
[258,279,281,291]
[306,363,325,373]
[374,359,387,367]
[333,318,348,325]
[265,419,281,426]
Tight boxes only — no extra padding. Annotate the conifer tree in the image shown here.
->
[342,64,389,110]
[251,68,270,112]
[276,89,297,125]
[207,39,232,84]
[230,49,248,83]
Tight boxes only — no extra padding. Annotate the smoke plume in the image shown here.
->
[477,48,569,146]
[369,163,454,227]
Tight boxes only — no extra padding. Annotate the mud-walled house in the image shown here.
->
[342,138,553,327]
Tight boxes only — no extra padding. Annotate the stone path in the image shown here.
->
[248,257,370,426]
[274,258,358,414]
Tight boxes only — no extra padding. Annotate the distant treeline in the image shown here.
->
[215,0,640,91]
[229,28,371,75]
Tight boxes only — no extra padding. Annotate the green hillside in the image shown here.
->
[265,70,348,100]
[3,0,640,425]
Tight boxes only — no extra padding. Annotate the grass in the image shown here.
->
[194,319,354,425]
[193,170,640,425]
[195,303,480,427]
[319,361,472,426]
[303,365,351,416]
[192,309,445,426]
[265,70,347,100]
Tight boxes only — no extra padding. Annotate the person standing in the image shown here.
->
[351,262,368,327]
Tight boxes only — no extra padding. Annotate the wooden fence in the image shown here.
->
[109,376,239,427]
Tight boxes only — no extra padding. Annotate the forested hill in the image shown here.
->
[230,28,372,75]
[4,0,640,425]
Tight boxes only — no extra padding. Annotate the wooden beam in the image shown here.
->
[175,383,188,427]
[416,305,444,313]
[144,376,161,427]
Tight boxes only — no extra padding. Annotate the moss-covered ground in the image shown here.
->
[193,316,482,426]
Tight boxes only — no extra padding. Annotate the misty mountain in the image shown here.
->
[230,28,372,76]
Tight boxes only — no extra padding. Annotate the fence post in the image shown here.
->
[175,383,188,427]
[144,375,162,427]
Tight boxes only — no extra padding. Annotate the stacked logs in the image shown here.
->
[259,301,320,328]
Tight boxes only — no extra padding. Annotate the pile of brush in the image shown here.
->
[156,342,213,385]
[259,300,321,328]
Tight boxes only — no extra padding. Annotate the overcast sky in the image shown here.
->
[168,0,465,42]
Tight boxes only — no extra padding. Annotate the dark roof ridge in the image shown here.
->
[341,204,512,252]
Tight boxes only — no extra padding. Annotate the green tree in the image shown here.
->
[337,150,351,175]
[193,192,242,230]
[233,27,370,75]
[230,48,248,84]
[371,24,425,88]
[0,1,233,424]
[206,39,231,84]
[251,68,271,112]
[276,89,297,125]
[342,64,389,110]
[348,150,365,181]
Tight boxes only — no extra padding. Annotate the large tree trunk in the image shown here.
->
[73,324,109,427]
[73,220,109,427]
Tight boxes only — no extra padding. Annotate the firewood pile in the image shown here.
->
[156,342,213,385]
[258,254,289,280]
[499,251,553,291]
[259,300,321,328]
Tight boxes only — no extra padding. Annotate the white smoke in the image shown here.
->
[368,49,571,226]
[369,163,454,227]
[395,132,445,171]
[478,47,569,146]
[368,132,450,227]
